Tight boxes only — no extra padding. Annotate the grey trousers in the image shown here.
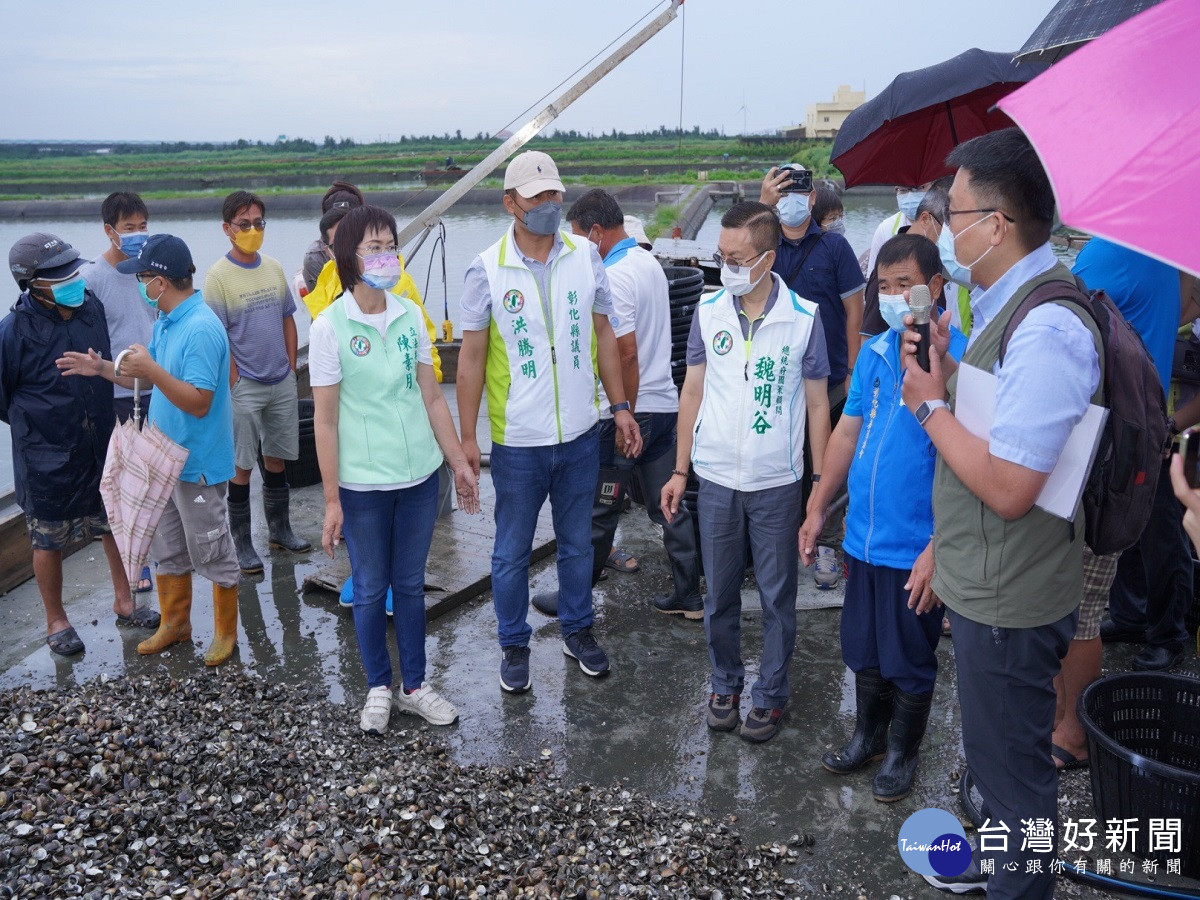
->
[948,606,1077,900]
[698,477,803,710]
[151,480,241,589]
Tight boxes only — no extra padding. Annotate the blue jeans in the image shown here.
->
[339,474,437,691]
[698,477,803,709]
[490,425,599,646]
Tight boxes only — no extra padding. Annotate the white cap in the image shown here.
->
[624,215,652,249]
[503,150,565,198]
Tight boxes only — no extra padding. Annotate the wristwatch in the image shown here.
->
[609,401,631,415]
[915,399,949,426]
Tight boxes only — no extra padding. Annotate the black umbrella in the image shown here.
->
[1014,0,1166,64]
[830,49,1047,189]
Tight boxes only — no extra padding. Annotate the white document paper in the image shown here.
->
[953,364,1108,521]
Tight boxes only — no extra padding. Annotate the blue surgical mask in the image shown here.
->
[49,276,86,308]
[777,193,810,228]
[878,293,910,333]
[520,200,562,236]
[937,223,974,287]
[119,232,149,259]
[823,216,846,235]
[897,190,925,220]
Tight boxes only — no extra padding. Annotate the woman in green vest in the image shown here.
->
[310,205,480,735]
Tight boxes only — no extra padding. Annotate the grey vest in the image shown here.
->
[931,263,1102,628]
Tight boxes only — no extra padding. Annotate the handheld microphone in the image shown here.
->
[908,284,932,372]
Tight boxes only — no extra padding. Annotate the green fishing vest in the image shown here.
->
[931,263,1102,628]
[325,296,443,485]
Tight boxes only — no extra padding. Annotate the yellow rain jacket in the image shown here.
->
[304,258,442,382]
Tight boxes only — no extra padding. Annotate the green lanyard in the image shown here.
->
[738,307,767,380]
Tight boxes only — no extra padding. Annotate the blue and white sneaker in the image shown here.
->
[563,627,610,677]
[500,645,532,693]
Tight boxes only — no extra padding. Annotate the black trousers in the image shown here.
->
[948,606,1076,900]
[1107,459,1192,651]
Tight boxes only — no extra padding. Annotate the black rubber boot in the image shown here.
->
[262,484,312,552]
[822,669,894,775]
[872,688,934,802]
[228,498,264,575]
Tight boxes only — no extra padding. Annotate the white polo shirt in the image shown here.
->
[598,239,678,416]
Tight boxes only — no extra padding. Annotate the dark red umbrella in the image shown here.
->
[830,48,1047,188]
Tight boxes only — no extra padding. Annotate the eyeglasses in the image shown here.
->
[136,272,160,284]
[947,208,1016,223]
[358,244,399,256]
[229,218,267,232]
[713,249,766,272]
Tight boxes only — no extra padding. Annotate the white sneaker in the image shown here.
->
[814,546,840,590]
[393,684,459,726]
[359,686,392,735]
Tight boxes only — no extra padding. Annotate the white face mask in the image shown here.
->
[951,212,997,275]
[719,250,768,297]
[878,293,911,332]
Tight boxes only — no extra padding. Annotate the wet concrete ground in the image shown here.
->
[2,469,1198,896]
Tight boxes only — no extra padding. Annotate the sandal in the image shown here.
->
[46,626,85,657]
[116,605,161,629]
[1051,744,1089,771]
[134,566,154,594]
[604,548,639,573]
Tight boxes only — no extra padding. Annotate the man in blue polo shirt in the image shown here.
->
[59,234,241,667]
[801,233,966,802]
[760,164,865,587]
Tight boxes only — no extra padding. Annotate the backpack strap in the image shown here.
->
[997,275,1098,367]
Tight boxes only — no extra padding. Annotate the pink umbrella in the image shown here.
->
[997,0,1200,277]
[100,363,189,586]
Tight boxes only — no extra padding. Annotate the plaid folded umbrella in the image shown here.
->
[99,388,189,586]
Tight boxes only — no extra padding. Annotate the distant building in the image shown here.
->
[805,85,866,139]
[779,125,807,141]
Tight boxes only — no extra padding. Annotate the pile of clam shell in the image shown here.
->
[1,675,808,898]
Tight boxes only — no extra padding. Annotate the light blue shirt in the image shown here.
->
[147,291,235,485]
[459,229,613,331]
[968,244,1101,474]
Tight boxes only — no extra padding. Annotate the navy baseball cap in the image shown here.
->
[116,233,194,278]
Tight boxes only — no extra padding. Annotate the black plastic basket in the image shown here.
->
[1079,673,1200,877]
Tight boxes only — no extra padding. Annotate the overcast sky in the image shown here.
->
[3,0,1055,144]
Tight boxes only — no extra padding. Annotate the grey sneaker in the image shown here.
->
[740,706,784,743]
[707,693,740,731]
[359,686,392,735]
[814,546,840,590]
[393,684,459,725]
[562,627,610,677]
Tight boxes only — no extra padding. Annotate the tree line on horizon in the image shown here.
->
[0,126,734,160]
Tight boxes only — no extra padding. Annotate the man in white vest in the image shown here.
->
[458,151,641,694]
[662,201,831,744]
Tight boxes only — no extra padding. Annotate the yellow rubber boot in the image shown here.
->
[137,573,193,655]
[204,583,239,666]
